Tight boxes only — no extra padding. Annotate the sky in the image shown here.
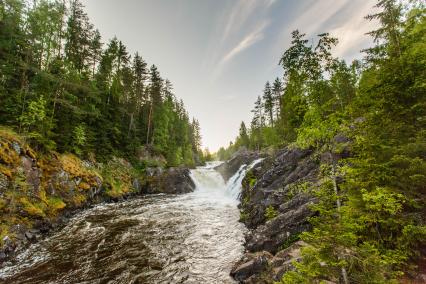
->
[81,0,379,152]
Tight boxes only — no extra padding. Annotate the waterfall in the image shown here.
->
[225,158,263,199]
[189,159,263,204]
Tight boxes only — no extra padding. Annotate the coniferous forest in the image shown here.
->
[0,0,204,167]
[0,0,425,283]
[220,1,426,282]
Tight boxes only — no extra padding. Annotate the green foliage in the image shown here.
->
[279,233,301,251]
[285,181,312,201]
[264,205,278,220]
[221,1,426,282]
[0,0,202,166]
[239,210,249,222]
[245,169,257,188]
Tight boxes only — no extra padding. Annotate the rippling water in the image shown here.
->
[0,162,255,284]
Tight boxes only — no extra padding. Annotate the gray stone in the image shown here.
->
[11,141,21,154]
[231,251,272,282]
[144,167,195,194]
[25,231,36,242]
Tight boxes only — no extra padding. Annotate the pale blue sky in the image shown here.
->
[82,0,378,151]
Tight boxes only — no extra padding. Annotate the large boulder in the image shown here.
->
[230,241,307,283]
[231,251,273,282]
[245,196,315,254]
[143,167,195,194]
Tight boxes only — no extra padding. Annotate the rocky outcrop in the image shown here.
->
[232,147,319,283]
[215,148,261,181]
[231,241,306,283]
[143,167,195,194]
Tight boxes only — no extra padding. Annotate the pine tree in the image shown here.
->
[262,81,274,127]
[272,77,283,121]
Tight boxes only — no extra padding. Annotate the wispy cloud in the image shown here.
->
[272,0,378,64]
[328,1,378,60]
[205,0,274,80]
[220,20,269,65]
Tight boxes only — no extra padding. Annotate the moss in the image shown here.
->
[101,158,136,198]
[0,164,13,178]
[0,199,7,211]
[242,195,250,206]
[265,205,278,220]
[71,193,86,206]
[19,197,46,217]
[60,154,101,186]
[78,182,91,190]
[47,197,66,214]
[0,225,10,247]
[239,210,249,222]
[0,140,20,166]
[245,170,257,188]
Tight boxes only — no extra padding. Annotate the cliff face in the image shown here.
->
[231,147,319,283]
[0,128,195,264]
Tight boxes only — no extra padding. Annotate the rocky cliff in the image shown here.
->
[231,147,319,283]
[0,128,195,264]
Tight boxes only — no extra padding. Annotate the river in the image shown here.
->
[0,160,261,284]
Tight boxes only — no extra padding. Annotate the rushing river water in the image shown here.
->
[0,161,261,284]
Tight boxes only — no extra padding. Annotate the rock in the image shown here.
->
[132,178,142,192]
[246,199,314,254]
[146,167,163,177]
[240,148,318,229]
[231,251,273,282]
[21,156,41,191]
[25,231,36,242]
[144,167,195,194]
[215,148,260,181]
[231,147,319,282]
[269,241,306,281]
[11,141,21,154]
[2,235,16,254]
[0,251,6,261]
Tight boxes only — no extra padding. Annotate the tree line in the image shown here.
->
[220,0,426,282]
[0,0,204,166]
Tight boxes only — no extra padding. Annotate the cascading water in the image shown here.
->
[0,160,261,284]
[225,158,264,199]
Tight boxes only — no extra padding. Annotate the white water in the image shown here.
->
[225,158,264,199]
[0,160,262,284]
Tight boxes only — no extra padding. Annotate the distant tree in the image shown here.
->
[262,81,274,126]
[238,121,250,148]
[272,77,283,121]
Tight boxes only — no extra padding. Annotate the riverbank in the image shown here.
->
[0,162,247,283]
[0,128,195,265]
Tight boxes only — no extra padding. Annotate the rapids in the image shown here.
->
[0,160,261,284]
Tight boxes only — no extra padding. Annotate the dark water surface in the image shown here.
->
[0,164,248,284]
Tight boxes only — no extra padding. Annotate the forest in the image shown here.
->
[0,0,204,167]
[0,0,425,283]
[220,1,426,282]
